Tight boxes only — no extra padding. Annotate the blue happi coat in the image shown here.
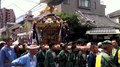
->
[12,53,37,67]
[0,45,16,67]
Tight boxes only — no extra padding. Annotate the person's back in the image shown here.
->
[76,50,86,67]
[88,52,96,67]
[36,49,45,67]
[87,43,98,67]
[57,50,68,67]
[45,48,56,67]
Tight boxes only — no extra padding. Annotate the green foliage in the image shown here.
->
[23,21,32,32]
[57,12,80,32]
[57,12,91,40]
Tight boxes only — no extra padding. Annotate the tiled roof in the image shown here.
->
[108,10,120,18]
[86,28,120,35]
[83,14,120,28]
[9,24,21,30]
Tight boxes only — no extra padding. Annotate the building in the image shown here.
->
[9,11,34,31]
[108,10,120,23]
[57,0,105,15]
[8,11,34,38]
[56,0,120,41]
[0,8,16,28]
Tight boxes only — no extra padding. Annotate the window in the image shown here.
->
[119,17,120,23]
[78,0,90,8]
[63,0,70,4]
[94,2,96,9]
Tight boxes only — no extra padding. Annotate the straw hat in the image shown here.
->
[27,44,40,50]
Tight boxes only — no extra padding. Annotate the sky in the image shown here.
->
[102,0,120,14]
[1,0,120,18]
[1,0,47,18]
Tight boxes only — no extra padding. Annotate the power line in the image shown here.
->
[6,3,26,13]
[24,0,38,4]
[27,3,41,12]
[16,2,46,19]
[30,4,46,12]
[16,0,47,19]
[26,0,47,13]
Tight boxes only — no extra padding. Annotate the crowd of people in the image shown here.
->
[0,37,120,67]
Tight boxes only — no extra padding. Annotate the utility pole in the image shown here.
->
[0,0,1,9]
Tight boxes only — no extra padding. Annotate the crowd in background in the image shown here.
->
[0,37,120,67]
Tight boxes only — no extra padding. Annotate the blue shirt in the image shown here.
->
[12,53,37,67]
[87,52,96,67]
[0,45,16,67]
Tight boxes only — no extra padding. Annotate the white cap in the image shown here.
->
[86,42,91,46]
[97,42,102,46]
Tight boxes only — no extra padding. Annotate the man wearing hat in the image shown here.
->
[95,40,116,67]
[12,44,39,67]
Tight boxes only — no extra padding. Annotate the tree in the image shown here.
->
[57,12,92,41]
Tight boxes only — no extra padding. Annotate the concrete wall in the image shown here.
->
[57,0,106,15]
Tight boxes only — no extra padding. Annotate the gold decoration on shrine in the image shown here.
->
[35,13,64,44]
